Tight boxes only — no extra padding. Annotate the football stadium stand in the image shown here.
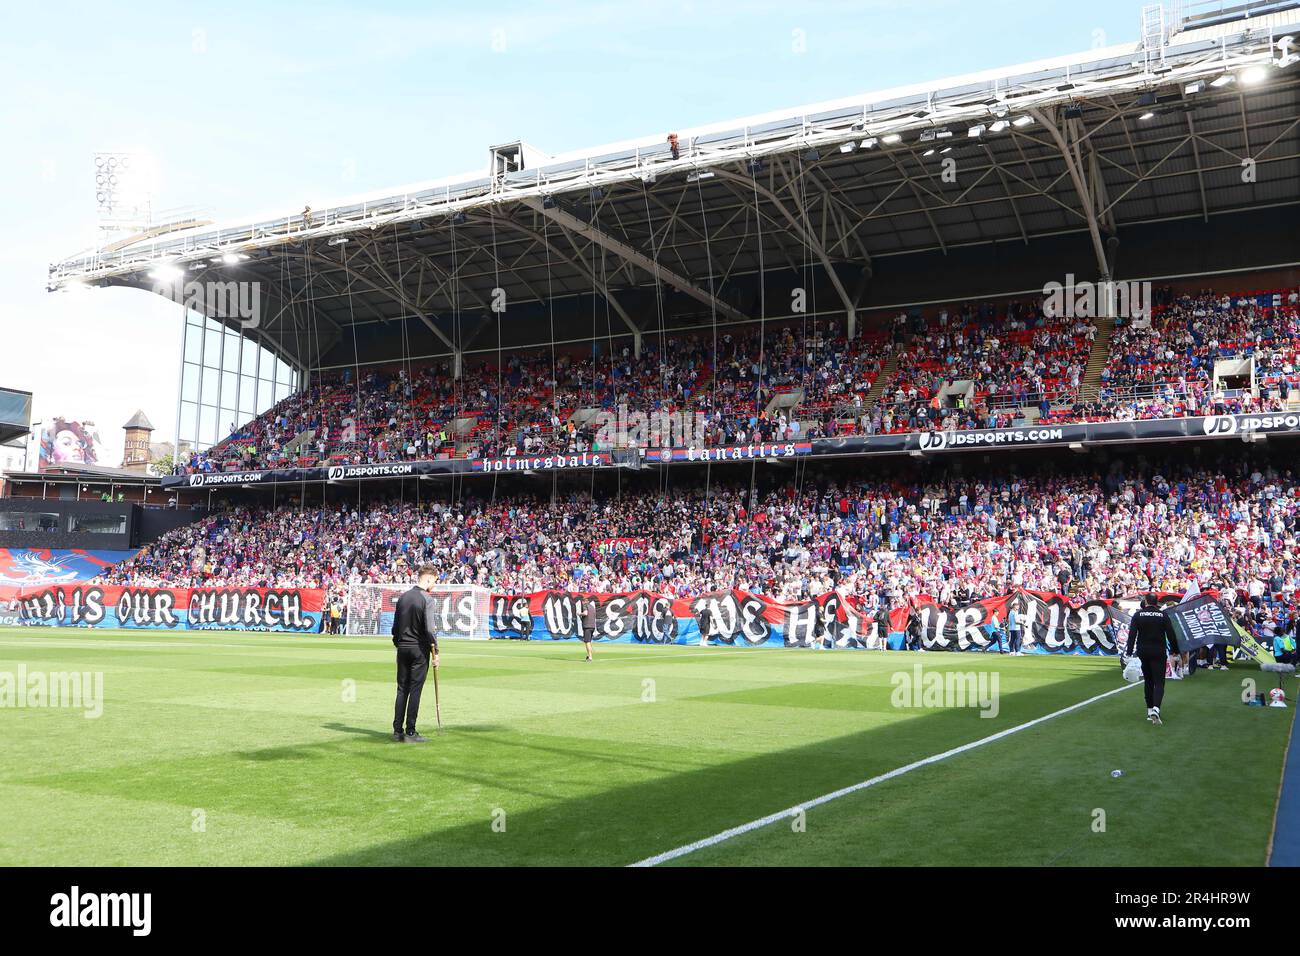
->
[40,0,1300,655]
[161,282,1299,474]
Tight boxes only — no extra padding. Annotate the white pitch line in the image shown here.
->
[629,680,1140,867]
[0,638,284,651]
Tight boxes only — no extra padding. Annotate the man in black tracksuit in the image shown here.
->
[391,566,441,743]
[1124,595,1180,726]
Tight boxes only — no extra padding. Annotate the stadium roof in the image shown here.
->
[49,1,1300,373]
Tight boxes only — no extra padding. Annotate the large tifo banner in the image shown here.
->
[430,587,1206,655]
[11,583,1238,654]
[897,590,1193,654]
[13,585,324,632]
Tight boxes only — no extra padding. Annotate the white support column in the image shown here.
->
[1030,107,1111,282]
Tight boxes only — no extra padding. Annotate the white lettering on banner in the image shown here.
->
[541,593,580,638]
[784,602,818,645]
[475,452,610,472]
[490,595,533,637]
[906,592,1136,654]
[955,606,985,650]
[425,592,475,636]
[918,607,953,649]
[1075,604,1110,652]
[328,464,415,479]
[685,443,800,462]
[186,589,312,631]
[187,471,268,487]
[690,593,771,645]
[115,589,178,627]
[941,428,1066,447]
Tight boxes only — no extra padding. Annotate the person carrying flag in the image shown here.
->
[1124,594,1181,726]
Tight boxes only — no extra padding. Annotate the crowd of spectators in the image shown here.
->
[1062,286,1300,424]
[106,455,1299,639]
[174,284,1300,477]
[178,318,894,473]
[862,298,1093,434]
[1103,288,1300,393]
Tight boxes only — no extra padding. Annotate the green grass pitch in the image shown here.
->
[0,628,1291,866]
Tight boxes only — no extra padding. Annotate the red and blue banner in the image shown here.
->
[482,587,1227,655]
[14,584,325,632]
[9,580,1242,655]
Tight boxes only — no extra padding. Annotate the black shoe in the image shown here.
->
[403,732,429,743]
[392,731,404,742]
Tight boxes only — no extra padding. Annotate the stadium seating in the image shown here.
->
[105,453,1299,642]
[175,283,1300,474]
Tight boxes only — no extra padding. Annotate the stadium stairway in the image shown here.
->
[284,429,317,457]
[765,388,804,418]
[1080,315,1117,392]
[864,349,901,408]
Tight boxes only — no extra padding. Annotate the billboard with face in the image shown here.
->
[39,419,106,470]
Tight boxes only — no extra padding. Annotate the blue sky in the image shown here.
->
[0,0,1145,464]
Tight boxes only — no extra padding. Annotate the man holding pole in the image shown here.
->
[580,596,598,662]
[391,565,441,743]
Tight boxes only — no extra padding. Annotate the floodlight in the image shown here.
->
[147,263,183,282]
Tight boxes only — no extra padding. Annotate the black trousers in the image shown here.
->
[394,645,431,734]
[1139,652,1167,710]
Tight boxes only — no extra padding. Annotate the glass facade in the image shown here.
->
[68,513,130,534]
[0,387,32,430]
[175,314,300,454]
[0,512,60,532]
